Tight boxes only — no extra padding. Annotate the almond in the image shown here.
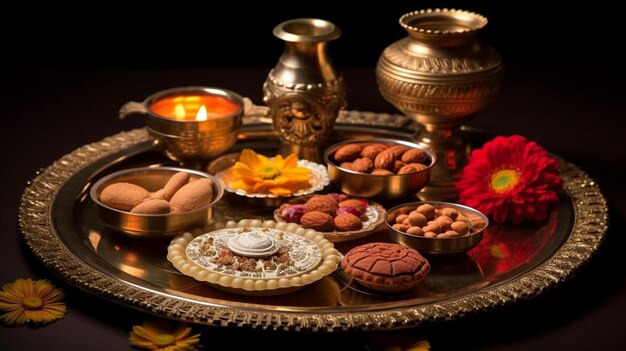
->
[339,162,354,170]
[351,157,374,173]
[374,150,395,170]
[334,213,363,231]
[387,145,409,158]
[398,163,428,175]
[371,169,394,176]
[300,211,334,231]
[401,149,428,164]
[305,195,338,215]
[393,160,406,173]
[338,199,367,212]
[334,144,362,162]
[361,144,388,159]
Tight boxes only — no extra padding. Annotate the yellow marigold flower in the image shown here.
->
[129,320,201,351]
[225,149,311,195]
[0,278,66,326]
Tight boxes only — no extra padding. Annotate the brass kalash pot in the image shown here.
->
[377,9,504,200]
[264,18,346,162]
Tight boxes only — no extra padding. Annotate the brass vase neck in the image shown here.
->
[273,18,341,43]
[400,9,487,47]
[272,18,341,83]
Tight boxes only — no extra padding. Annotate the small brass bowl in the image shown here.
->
[385,201,489,255]
[119,86,244,164]
[90,167,224,238]
[323,138,436,200]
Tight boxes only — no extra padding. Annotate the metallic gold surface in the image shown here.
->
[119,87,244,165]
[89,167,223,237]
[323,138,436,200]
[376,9,504,199]
[18,114,607,332]
[264,18,347,162]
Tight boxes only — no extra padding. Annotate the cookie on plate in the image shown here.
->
[341,242,430,292]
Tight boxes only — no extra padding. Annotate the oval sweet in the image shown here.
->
[162,171,190,200]
[131,199,171,214]
[99,182,149,211]
[170,178,214,213]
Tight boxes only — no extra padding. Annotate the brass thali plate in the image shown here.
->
[18,111,607,331]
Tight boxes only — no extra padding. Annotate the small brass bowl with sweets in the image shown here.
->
[324,138,436,200]
[90,167,223,237]
[385,201,489,255]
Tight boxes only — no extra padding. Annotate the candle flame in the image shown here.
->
[174,104,186,119]
[196,105,208,121]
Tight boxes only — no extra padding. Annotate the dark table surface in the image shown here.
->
[1,67,625,350]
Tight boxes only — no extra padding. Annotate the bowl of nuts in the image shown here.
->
[90,167,223,237]
[385,201,489,254]
[323,138,436,200]
[273,193,386,242]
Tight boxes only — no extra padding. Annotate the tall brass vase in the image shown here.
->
[264,18,346,162]
[377,9,504,200]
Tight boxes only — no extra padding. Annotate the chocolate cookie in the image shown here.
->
[341,242,430,292]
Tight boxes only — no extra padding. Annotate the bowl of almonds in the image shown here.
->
[90,167,223,237]
[323,138,436,200]
[385,201,489,254]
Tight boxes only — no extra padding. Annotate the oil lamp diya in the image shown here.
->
[119,86,244,166]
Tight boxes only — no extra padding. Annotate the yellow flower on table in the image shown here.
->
[225,149,312,196]
[0,278,66,326]
[129,320,201,351]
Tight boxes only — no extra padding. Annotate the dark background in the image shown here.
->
[2,1,625,350]
[2,0,620,69]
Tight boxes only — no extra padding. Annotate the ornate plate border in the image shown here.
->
[18,116,608,331]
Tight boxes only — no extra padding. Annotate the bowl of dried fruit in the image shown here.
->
[385,201,489,254]
[273,193,386,242]
[90,167,224,237]
[323,138,436,200]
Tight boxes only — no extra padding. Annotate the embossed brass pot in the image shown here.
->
[119,86,244,166]
[376,9,504,200]
[264,18,347,162]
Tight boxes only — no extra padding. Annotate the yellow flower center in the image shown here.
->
[490,169,521,193]
[154,334,175,347]
[490,245,506,259]
[258,165,280,179]
[22,295,43,310]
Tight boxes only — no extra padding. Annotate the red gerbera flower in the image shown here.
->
[456,135,562,224]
